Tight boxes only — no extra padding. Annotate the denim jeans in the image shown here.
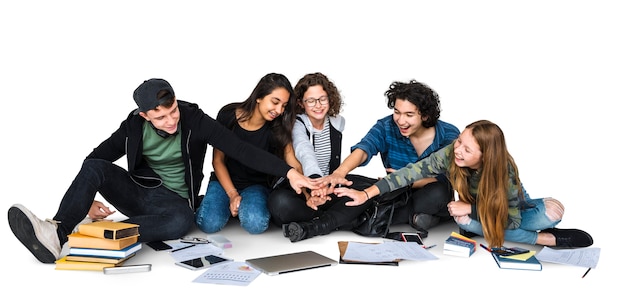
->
[52,159,194,244]
[196,180,270,234]
[457,190,560,244]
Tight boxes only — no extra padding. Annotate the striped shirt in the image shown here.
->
[312,119,332,175]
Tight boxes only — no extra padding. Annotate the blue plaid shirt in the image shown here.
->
[351,115,459,171]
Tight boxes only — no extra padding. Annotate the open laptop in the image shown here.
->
[245,250,337,276]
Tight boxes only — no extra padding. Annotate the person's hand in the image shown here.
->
[321,173,353,193]
[286,169,324,194]
[229,194,241,217]
[447,200,471,217]
[306,194,330,211]
[88,200,116,220]
[333,187,370,206]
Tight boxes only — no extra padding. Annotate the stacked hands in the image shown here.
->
[291,171,362,210]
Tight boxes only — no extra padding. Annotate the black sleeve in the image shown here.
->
[201,109,292,178]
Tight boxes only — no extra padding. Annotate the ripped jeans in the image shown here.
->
[456,192,561,245]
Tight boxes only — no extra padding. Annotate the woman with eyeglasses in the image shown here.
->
[268,72,366,242]
[195,73,302,234]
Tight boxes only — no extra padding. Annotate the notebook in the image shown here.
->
[245,250,337,276]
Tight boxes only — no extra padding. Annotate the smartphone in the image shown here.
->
[401,232,424,245]
[175,255,232,271]
[146,241,172,251]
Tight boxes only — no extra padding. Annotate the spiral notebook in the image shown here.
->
[245,250,337,276]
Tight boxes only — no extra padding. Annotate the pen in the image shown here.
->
[480,244,491,252]
[423,244,436,250]
[582,267,591,278]
[170,244,195,253]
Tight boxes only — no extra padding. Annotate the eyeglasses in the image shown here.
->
[180,236,209,244]
[303,96,329,107]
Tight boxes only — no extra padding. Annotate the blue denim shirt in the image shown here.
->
[350,115,460,171]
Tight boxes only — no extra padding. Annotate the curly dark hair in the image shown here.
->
[293,72,343,117]
[384,80,440,128]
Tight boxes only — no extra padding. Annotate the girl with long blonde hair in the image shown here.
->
[335,120,593,248]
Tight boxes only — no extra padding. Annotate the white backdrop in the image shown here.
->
[1,0,623,305]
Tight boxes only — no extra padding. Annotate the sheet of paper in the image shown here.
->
[192,261,261,286]
[536,246,601,268]
[342,241,437,262]
[169,243,224,262]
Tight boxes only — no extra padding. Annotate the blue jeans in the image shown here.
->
[53,159,195,244]
[457,190,560,244]
[196,180,270,234]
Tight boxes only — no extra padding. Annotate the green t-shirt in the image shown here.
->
[141,122,188,199]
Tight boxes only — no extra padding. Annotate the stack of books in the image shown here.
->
[443,231,477,257]
[56,221,141,271]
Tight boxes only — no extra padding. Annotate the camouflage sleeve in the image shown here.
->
[505,165,523,229]
[375,144,452,195]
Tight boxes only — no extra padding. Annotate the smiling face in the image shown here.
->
[140,100,180,135]
[453,128,483,170]
[300,85,329,126]
[392,99,425,137]
[255,87,290,122]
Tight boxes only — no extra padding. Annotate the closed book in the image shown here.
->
[55,256,116,271]
[443,236,476,257]
[78,221,139,240]
[68,232,138,250]
[65,253,136,265]
[492,252,542,271]
[69,242,142,258]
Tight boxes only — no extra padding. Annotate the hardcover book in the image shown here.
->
[491,252,542,271]
[78,221,139,240]
[68,242,142,258]
[67,232,138,250]
[65,253,136,265]
[55,256,116,271]
[443,232,477,257]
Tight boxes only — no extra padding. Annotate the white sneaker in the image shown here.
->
[72,216,95,233]
[8,204,62,263]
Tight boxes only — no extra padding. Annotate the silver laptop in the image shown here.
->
[245,250,337,276]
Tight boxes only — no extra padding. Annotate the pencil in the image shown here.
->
[582,267,591,278]
[170,244,196,253]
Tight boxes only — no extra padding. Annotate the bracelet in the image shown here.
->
[363,190,370,200]
[226,189,238,197]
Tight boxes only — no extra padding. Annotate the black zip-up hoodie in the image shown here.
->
[86,100,292,209]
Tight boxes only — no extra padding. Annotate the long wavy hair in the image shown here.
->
[221,73,295,159]
[293,72,343,117]
[448,120,522,247]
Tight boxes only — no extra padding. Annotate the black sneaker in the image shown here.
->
[410,213,440,231]
[542,228,593,248]
[8,204,61,264]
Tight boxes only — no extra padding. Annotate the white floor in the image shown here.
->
[3,210,613,307]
